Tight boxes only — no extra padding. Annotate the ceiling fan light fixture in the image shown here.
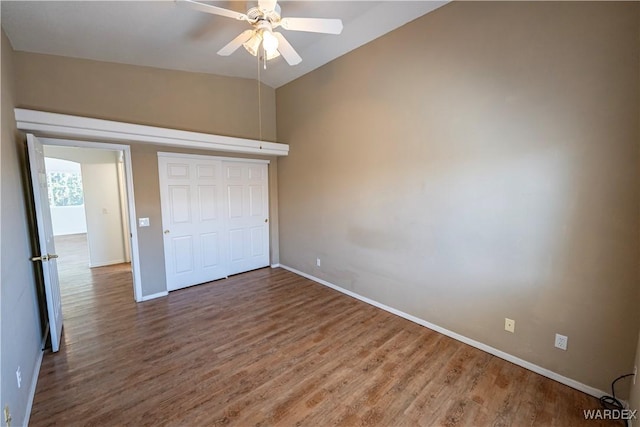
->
[264,49,281,61]
[182,0,344,66]
[262,30,279,55]
[243,32,263,56]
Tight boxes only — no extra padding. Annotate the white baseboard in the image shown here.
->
[270,263,281,268]
[24,350,44,426]
[279,264,607,399]
[140,291,168,301]
[89,258,126,268]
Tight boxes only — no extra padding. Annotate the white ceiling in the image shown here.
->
[1,1,446,88]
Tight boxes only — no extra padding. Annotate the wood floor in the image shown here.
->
[30,235,613,426]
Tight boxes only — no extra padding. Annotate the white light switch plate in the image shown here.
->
[138,217,150,227]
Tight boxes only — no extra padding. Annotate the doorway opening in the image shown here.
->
[43,146,134,320]
[39,136,142,294]
[30,136,142,351]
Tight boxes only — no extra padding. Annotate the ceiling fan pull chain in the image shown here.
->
[257,53,263,144]
[263,46,267,70]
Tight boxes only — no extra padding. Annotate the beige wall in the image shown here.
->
[1,30,43,426]
[629,332,640,411]
[629,9,640,409]
[276,1,640,394]
[13,52,279,297]
[14,52,276,141]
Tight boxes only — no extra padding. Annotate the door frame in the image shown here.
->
[40,137,143,302]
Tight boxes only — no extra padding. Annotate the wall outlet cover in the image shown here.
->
[504,318,515,333]
[555,333,568,350]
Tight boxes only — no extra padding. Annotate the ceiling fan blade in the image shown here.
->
[280,17,343,35]
[273,32,302,66]
[258,0,277,12]
[217,30,254,56]
[176,0,248,21]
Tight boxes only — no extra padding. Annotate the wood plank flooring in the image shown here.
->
[30,236,614,426]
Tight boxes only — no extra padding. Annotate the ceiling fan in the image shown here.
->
[178,0,343,66]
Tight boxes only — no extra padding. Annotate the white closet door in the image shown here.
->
[224,161,270,275]
[159,157,226,291]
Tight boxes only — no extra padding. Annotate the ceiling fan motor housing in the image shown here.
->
[246,2,282,23]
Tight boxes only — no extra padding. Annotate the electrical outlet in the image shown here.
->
[555,333,568,350]
[316,258,321,267]
[15,366,21,389]
[504,318,515,333]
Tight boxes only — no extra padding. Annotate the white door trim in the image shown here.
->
[158,152,270,164]
[40,137,144,302]
[15,109,289,157]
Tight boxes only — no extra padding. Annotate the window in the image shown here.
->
[47,171,84,207]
